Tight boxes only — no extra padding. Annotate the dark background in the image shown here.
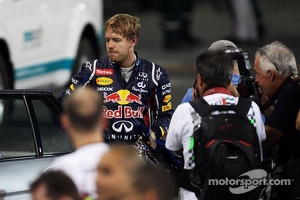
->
[100,0,300,109]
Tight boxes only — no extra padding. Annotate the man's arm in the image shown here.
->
[58,60,96,103]
[262,125,283,150]
[150,65,174,139]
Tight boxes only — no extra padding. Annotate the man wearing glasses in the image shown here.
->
[254,41,300,199]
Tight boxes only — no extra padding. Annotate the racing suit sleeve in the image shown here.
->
[58,60,97,104]
[150,65,174,139]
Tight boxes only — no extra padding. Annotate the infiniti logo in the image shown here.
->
[112,120,134,132]
[138,72,147,78]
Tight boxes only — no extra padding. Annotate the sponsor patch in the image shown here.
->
[163,94,171,103]
[103,90,141,105]
[96,77,113,85]
[103,106,144,118]
[96,69,113,76]
[162,102,172,112]
[70,84,74,91]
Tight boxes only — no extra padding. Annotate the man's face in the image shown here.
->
[254,56,274,97]
[105,27,134,65]
[96,151,132,200]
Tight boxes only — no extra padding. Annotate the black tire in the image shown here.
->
[72,37,98,76]
[0,53,12,89]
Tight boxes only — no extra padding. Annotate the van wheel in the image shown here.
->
[0,53,12,89]
[72,38,98,76]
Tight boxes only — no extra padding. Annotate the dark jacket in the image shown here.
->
[60,52,174,143]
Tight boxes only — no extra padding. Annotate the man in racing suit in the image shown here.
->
[59,14,173,144]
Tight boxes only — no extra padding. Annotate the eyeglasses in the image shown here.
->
[257,47,279,71]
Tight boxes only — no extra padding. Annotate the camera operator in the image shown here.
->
[181,40,241,103]
[254,41,300,199]
[182,40,262,108]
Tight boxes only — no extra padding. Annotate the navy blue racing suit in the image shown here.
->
[59,52,174,143]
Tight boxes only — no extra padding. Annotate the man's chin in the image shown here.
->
[109,57,120,64]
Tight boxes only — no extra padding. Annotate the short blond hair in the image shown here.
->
[105,14,141,40]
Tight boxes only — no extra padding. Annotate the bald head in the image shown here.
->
[63,87,103,132]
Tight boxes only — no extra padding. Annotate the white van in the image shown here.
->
[0,0,103,89]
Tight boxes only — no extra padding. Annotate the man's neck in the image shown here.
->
[120,52,136,68]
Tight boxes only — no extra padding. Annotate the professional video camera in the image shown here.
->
[225,48,262,107]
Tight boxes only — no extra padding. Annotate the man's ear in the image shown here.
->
[267,69,275,80]
[101,117,109,130]
[197,73,203,86]
[130,36,138,47]
[60,114,70,131]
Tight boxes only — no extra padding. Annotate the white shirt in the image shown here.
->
[166,93,266,200]
[51,143,109,199]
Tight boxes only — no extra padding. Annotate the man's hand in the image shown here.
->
[147,131,157,149]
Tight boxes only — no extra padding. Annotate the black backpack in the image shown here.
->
[189,97,262,200]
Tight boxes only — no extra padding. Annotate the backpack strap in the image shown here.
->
[235,97,252,117]
[189,98,210,200]
[189,97,212,118]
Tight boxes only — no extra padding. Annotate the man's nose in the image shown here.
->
[107,41,114,48]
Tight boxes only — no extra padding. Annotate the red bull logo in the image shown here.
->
[103,92,121,103]
[103,90,142,105]
[103,106,144,119]
[125,93,142,104]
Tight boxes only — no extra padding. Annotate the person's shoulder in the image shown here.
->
[174,101,194,113]
[77,142,108,152]
[52,152,77,168]
[153,62,166,70]
[83,58,100,65]
[137,57,166,69]
[91,142,110,152]
[95,57,111,67]
[274,81,300,107]
[283,78,300,93]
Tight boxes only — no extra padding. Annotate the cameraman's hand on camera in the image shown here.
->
[148,131,157,149]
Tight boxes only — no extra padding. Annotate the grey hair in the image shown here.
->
[255,41,298,78]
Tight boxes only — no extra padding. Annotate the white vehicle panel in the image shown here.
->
[0,0,102,89]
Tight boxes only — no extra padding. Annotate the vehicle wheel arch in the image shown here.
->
[0,40,14,89]
[81,24,100,57]
[71,24,101,77]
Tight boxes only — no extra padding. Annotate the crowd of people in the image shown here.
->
[31,13,299,200]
